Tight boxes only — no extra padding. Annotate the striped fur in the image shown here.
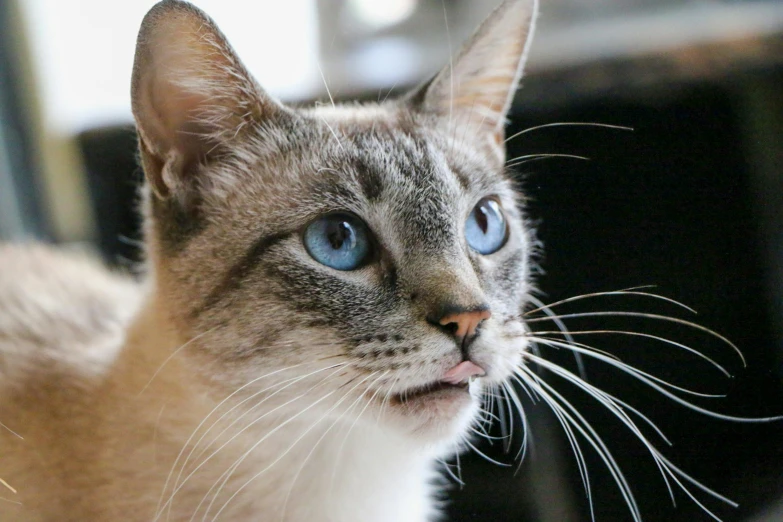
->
[0,1,539,520]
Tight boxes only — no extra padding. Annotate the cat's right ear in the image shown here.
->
[405,0,537,162]
[131,0,285,200]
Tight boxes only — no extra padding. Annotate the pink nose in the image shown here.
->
[442,361,486,385]
[438,309,491,339]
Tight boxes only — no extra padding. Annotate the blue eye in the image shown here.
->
[465,198,508,255]
[304,214,372,270]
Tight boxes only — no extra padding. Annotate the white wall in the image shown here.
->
[19,0,320,133]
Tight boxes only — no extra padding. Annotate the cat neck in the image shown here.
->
[106,291,442,522]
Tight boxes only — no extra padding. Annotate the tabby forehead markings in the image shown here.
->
[190,117,488,323]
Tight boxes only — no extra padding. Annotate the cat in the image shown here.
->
[0,0,776,521]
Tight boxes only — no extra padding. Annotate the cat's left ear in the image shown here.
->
[407,0,538,159]
[131,0,288,201]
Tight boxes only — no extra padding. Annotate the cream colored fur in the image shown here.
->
[0,244,447,521]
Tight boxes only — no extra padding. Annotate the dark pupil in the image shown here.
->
[328,221,352,250]
[475,204,490,234]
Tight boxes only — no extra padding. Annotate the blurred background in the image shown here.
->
[1,0,782,520]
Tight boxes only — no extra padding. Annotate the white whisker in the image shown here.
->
[0,421,23,440]
[528,295,586,380]
[534,336,783,422]
[328,373,392,496]
[515,365,642,522]
[529,329,730,377]
[494,383,511,453]
[528,334,622,362]
[525,311,746,366]
[140,326,218,397]
[208,369,377,521]
[157,364,348,521]
[463,438,511,467]
[186,363,347,474]
[0,478,17,495]
[439,458,465,487]
[197,367,350,520]
[523,375,592,514]
[441,0,453,127]
[506,153,590,168]
[456,449,464,487]
[319,116,345,153]
[470,424,503,442]
[522,351,741,520]
[486,383,503,446]
[499,381,531,464]
[315,61,335,109]
[279,371,386,521]
[524,287,698,316]
[657,452,737,506]
[164,363,345,513]
[157,360,344,521]
[524,354,678,511]
[530,335,725,398]
[504,121,634,144]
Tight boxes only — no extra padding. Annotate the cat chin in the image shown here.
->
[374,381,482,444]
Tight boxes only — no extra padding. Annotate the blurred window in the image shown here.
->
[0,0,49,240]
[19,0,320,134]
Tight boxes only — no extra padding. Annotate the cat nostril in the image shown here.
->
[439,309,491,339]
[427,305,491,343]
[439,321,459,336]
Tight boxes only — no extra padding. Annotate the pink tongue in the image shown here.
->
[442,361,486,385]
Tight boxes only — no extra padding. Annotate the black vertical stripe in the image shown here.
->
[192,232,287,318]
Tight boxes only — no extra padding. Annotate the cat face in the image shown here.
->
[132,0,537,442]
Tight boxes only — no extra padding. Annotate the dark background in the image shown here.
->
[446,80,783,521]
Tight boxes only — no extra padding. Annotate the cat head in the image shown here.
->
[132,0,538,443]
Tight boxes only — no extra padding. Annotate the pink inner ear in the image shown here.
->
[157,87,206,141]
[154,80,217,156]
[442,361,486,384]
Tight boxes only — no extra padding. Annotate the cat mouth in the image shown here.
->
[387,361,484,409]
[389,378,474,407]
